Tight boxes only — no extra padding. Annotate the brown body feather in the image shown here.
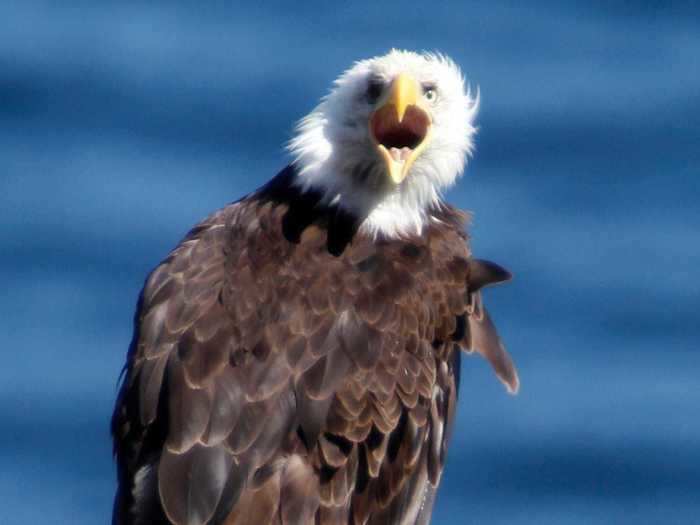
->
[112,167,517,525]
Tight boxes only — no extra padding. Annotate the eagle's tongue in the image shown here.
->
[389,147,412,163]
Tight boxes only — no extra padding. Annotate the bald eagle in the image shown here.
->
[112,50,518,525]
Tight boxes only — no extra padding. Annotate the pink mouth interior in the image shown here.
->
[371,105,429,152]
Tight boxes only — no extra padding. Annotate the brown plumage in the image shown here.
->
[111,166,518,525]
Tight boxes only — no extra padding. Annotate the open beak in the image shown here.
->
[369,73,432,185]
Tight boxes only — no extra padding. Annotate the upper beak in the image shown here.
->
[389,73,419,123]
[370,73,432,184]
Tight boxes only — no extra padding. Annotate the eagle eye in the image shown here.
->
[422,82,438,102]
[366,79,384,104]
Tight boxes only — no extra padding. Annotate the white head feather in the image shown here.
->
[288,50,479,238]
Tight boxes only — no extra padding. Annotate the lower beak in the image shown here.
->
[369,73,432,184]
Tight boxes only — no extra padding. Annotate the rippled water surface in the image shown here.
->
[2,2,698,523]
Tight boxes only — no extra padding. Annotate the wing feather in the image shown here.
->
[113,191,516,525]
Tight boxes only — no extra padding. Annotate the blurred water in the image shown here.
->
[1,2,698,523]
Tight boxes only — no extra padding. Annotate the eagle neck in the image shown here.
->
[256,165,362,257]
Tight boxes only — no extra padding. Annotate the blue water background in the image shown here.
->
[1,2,698,523]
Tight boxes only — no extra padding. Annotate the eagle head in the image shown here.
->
[289,50,478,237]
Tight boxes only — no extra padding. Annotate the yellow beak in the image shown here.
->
[389,73,420,123]
[370,73,432,185]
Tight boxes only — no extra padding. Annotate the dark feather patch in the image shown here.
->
[111,166,517,525]
[468,258,512,293]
